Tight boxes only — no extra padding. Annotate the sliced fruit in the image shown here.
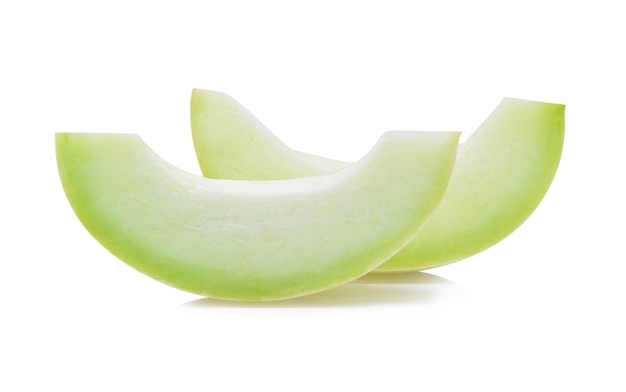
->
[191,89,564,271]
[190,90,349,179]
[56,131,459,300]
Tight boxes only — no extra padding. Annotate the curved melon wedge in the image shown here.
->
[56,131,459,301]
[191,89,565,272]
[190,90,349,179]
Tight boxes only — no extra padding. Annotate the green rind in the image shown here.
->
[56,131,459,300]
[190,90,564,272]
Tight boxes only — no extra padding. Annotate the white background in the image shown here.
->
[1,1,625,390]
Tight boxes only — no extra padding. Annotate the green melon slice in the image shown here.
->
[191,90,564,272]
[56,131,459,300]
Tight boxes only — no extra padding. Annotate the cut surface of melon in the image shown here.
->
[57,131,459,300]
[191,90,564,272]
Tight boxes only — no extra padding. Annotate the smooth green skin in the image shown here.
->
[56,131,459,301]
[191,90,565,272]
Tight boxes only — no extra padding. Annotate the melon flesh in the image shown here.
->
[191,90,565,272]
[56,131,459,300]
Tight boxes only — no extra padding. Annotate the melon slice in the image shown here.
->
[191,90,564,272]
[56,131,459,300]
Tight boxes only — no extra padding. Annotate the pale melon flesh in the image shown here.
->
[191,90,565,272]
[56,131,459,300]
